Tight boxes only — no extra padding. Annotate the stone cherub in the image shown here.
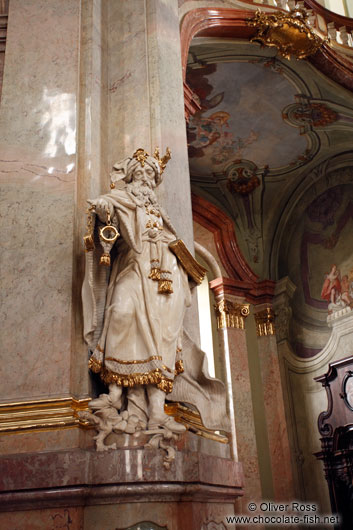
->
[81,148,229,450]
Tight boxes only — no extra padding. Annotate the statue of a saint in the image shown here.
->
[82,148,229,442]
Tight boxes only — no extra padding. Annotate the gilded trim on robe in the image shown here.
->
[105,355,163,365]
[88,357,184,394]
[100,367,174,394]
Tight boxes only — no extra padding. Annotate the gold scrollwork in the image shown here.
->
[254,307,275,337]
[247,9,324,60]
[214,299,250,330]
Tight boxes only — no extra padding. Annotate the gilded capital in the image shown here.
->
[214,299,250,330]
[254,307,275,337]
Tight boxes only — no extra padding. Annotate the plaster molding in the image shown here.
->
[194,241,222,279]
[273,276,296,343]
[193,194,275,303]
[192,193,257,282]
[180,6,353,92]
[282,311,353,374]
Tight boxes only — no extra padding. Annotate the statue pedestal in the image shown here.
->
[0,431,243,530]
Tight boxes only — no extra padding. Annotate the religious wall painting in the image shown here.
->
[186,60,309,177]
[300,185,353,312]
[321,264,353,312]
[285,182,353,359]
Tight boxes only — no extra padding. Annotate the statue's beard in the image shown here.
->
[128,180,157,203]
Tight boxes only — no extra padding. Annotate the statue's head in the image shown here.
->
[110,148,171,189]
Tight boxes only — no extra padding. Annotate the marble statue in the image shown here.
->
[81,148,229,451]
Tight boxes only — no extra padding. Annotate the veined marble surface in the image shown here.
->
[0,0,81,400]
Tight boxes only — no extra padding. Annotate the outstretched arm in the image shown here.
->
[87,197,114,224]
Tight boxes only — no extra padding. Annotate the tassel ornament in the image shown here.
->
[158,270,173,294]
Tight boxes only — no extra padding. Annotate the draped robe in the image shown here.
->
[82,186,230,432]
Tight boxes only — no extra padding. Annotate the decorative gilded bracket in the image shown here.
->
[247,9,324,60]
[215,299,250,330]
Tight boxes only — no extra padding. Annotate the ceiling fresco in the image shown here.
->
[188,40,353,359]
[187,60,309,175]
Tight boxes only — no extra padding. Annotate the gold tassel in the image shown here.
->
[83,207,95,252]
[149,267,161,280]
[83,234,95,252]
[158,279,173,294]
[175,360,184,375]
[99,366,174,394]
[158,270,173,294]
[149,258,160,281]
[100,253,111,267]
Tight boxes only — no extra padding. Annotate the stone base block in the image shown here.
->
[0,432,243,529]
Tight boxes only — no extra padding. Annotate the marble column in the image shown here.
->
[107,0,192,247]
[0,0,94,453]
[253,303,295,501]
[0,0,200,452]
[210,278,262,508]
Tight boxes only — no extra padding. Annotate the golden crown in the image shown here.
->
[132,147,171,174]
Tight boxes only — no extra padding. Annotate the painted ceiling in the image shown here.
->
[188,39,353,358]
[187,60,308,175]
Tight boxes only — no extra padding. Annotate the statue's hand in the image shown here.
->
[88,198,113,223]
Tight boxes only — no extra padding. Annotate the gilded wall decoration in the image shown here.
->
[247,9,324,60]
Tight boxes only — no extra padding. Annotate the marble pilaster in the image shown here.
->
[253,303,295,501]
[273,277,296,344]
[210,280,262,508]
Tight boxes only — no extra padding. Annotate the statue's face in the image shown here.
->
[132,164,156,189]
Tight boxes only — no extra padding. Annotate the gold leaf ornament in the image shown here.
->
[247,9,324,60]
